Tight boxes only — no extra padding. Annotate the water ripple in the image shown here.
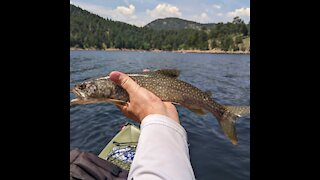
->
[70,51,250,180]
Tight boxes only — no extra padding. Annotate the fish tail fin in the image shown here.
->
[215,106,250,145]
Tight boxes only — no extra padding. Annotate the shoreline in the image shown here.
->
[70,47,250,55]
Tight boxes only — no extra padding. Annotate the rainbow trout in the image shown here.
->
[71,69,250,145]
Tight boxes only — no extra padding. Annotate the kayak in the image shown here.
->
[98,122,140,171]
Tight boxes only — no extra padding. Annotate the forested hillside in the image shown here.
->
[70,4,250,52]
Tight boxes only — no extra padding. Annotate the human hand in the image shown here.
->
[109,71,179,124]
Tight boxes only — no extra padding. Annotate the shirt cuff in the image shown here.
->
[141,114,188,142]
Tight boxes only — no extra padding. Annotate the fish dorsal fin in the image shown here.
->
[189,108,207,115]
[224,106,250,117]
[155,69,180,78]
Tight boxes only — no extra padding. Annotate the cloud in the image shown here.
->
[146,3,182,18]
[115,4,135,15]
[189,12,210,23]
[201,13,208,19]
[71,2,140,24]
[213,4,221,9]
[112,4,138,24]
[217,13,223,16]
[200,12,210,23]
[227,7,250,17]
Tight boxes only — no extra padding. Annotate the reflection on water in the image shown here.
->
[70,50,250,180]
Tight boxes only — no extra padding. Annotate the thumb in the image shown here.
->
[109,71,140,94]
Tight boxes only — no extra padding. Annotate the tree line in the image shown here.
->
[70,5,250,51]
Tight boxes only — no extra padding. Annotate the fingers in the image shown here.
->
[116,104,130,117]
[109,71,140,94]
[116,103,140,122]
[110,70,180,124]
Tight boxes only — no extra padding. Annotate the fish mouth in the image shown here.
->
[71,88,80,97]
[70,88,87,106]
[70,98,79,105]
[70,87,87,99]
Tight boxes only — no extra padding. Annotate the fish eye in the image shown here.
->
[79,83,86,89]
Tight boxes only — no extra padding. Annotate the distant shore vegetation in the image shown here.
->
[70,5,250,53]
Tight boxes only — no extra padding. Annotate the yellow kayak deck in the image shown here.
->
[98,123,140,171]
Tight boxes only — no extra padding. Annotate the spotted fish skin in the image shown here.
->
[71,69,250,145]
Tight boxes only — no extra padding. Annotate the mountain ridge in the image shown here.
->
[145,17,216,30]
[70,4,250,52]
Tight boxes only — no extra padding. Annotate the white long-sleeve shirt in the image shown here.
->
[128,114,196,180]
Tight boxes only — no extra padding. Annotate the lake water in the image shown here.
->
[70,50,250,180]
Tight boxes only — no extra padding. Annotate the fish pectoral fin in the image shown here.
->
[168,101,180,105]
[107,99,127,106]
[70,98,81,106]
[70,98,86,105]
[155,69,180,78]
[70,98,92,106]
[224,105,250,117]
[189,108,207,115]
[70,98,127,106]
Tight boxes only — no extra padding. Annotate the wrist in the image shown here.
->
[141,114,180,125]
[140,114,187,141]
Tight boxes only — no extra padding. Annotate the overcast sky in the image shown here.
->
[70,0,250,27]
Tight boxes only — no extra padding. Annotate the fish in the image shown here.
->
[70,69,250,145]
